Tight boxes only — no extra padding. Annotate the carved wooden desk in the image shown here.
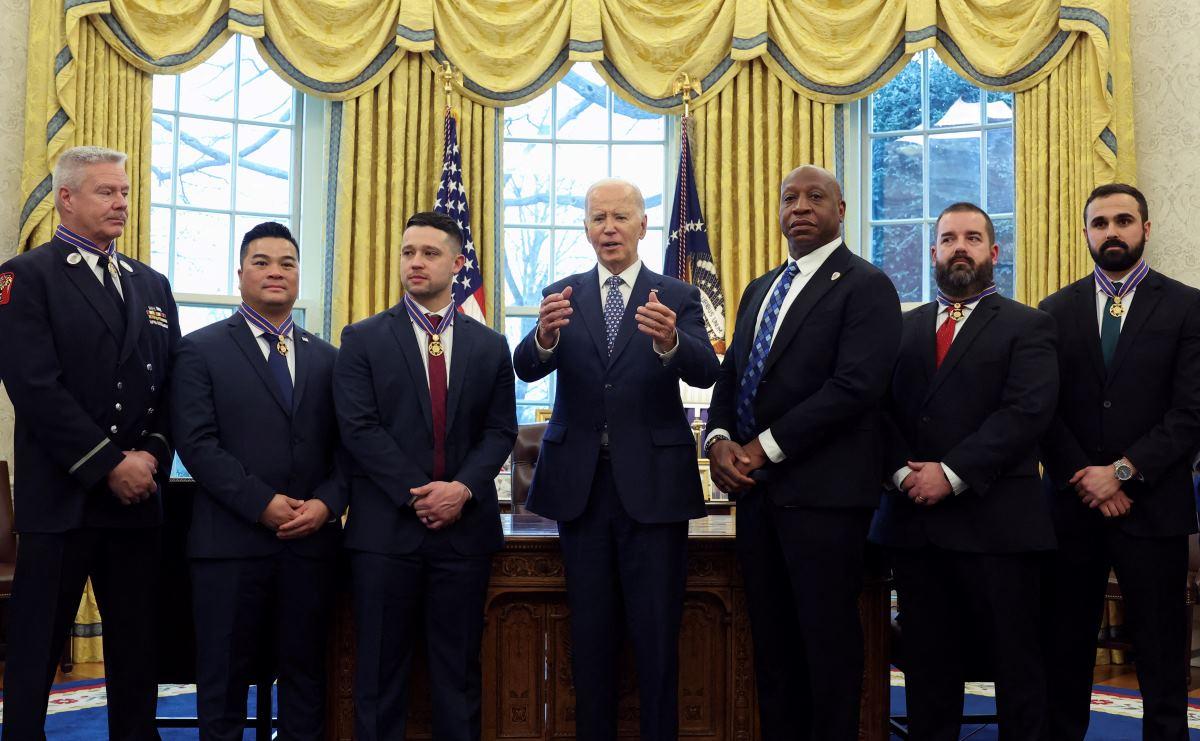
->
[325,514,890,740]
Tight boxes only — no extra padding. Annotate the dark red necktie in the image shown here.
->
[935,311,957,369]
[425,314,447,480]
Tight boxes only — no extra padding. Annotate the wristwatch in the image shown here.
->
[1113,458,1134,481]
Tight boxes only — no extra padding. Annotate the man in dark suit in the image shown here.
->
[704,165,900,740]
[870,203,1059,740]
[334,210,517,741]
[170,221,345,740]
[0,146,179,740]
[1040,183,1200,741]
[512,178,719,741]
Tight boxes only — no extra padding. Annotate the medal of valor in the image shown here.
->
[403,293,455,359]
[1109,297,1124,318]
[948,303,966,321]
[236,301,295,358]
[428,334,444,357]
[107,259,121,281]
[1095,259,1149,322]
[276,337,289,356]
[936,284,999,323]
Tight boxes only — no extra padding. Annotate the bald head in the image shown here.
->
[779,165,846,258]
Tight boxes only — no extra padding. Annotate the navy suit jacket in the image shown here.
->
[513,265,720,524]
[171,314,346,559]
[1039,270,1200,538]
[705,244,902,509]
[334,306,517,556]
[870,295,1059,553]
[0,236,179,532]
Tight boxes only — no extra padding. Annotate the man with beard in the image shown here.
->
[705,165,900,740]
[1040,184,1200,741]
[870,202,1058,740]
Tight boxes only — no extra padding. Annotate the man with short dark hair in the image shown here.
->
[0,145,179,740]
[704,165,901,740]
[1040,183,1200,741]
[171,221,344,740]
[871,202,1059,740]
[335,210,516,741]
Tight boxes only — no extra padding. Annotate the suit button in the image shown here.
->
[150,385,156,392]
[921,416,931,423]
[604,384,613,391]
[147,408,154,415]
[146,363,153,372]
[1103,400,1112,408]
[109,425,118,434]
[116,382,123,391]
[141,430,148,437]
[114,403,123,412]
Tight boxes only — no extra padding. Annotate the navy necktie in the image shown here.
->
[736,262,800,441]
[603,275,624,355]
[1101,281,1123,369]
[265,333,293,409]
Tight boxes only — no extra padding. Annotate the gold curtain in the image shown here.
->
[330,55,498,329]
[691,60,836,332]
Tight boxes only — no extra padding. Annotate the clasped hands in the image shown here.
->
[260,494,331,539]
[107,450,158,505]
[1069,464,1133,518]
[708,438,769,495]
[410,481,471,530]
[897,461,953,506]
[536,285,678,352]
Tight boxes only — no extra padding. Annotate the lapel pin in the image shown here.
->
[831,271,841,281]
[67,253,82,265]
[121,260,133,272]
[301,335,309,343]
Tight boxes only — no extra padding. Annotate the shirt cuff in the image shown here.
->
[892,466,913,490]
[759,429,785,463]
[535,327,558,360]
[941,463,968,495]
[703,429,730,457]
[653,331,680,362]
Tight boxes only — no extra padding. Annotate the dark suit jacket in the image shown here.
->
[705,244,901,509]
[512,266,720,524]
[0,236,179,532]
[1039,270,1200,537]
[870,295,1059,553]
[170,315,346,559]
[334,307,517,556]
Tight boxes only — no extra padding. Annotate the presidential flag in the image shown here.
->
[666,121,725,353]
[436,110,486,320]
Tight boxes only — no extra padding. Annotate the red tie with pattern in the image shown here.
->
[935,310,957,369]
[425,314,447,480]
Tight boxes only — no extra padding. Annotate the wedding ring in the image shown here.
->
[915,495,927,504]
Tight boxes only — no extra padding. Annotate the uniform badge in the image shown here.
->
[67,252,82,265]
[146,305,170,329]
[0,272,12,305]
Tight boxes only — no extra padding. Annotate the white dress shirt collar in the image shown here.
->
[598,259,643,289]
[788,236,842,276]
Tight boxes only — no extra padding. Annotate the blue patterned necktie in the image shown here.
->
[736,262,800,441]
[603,275,624,355]
[265,333,294,410]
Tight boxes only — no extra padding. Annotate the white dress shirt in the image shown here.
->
[888,295,991,497]
[409,300,455,384]
[244,317,296,382]
[78,248,125,300]
[704,236,843,463]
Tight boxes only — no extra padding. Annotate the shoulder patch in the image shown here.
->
[0,272,13,305]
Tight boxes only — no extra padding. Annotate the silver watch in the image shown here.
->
[1113,458,1134,481]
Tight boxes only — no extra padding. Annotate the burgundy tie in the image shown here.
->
[425,314,447,480]
[935,311,957,369]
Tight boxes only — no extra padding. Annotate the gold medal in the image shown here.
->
[1109,298,1124,318]
[107,260,121,281]
[276,338,288,356]
[949,303,965,321]
[428,334,444,357]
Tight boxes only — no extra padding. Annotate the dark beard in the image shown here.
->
[1090,235,1145,272]
[934,256,995,298]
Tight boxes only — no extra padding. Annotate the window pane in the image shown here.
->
[503,142,552,224]
[641,228,665,274]
[986,90,1014,123]
[612,145,665,226]
[613,98,664,141]
[555,143,607,224]
[986,128,1015,214]
[150,116,175,204]
[872,137,923,220]
[176,117,234,210]
[236,124,292,214]
[557,66,608,140]
[929,53,981,128]
[554,229,594,281]
[150,206,172,276]
[237,41,294,124]
[177,41,236,118]
[173,210,232,295]
[929,132,981,215]
[505,95,553,140]
[871,55,922,132]
[152,75,176,112]
[872,224,924,302]
[994,218,1015,298]
[178,304,235,336]
[503,228,552,307]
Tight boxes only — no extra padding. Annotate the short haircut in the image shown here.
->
[405,211,464,252]
[52,146,127,194]
[935,202,995,245]
[239,221,299,263]
[1084,183,1149,223]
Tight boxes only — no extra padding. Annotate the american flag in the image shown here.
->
[666,118,725,353]
[436,110,486,320]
